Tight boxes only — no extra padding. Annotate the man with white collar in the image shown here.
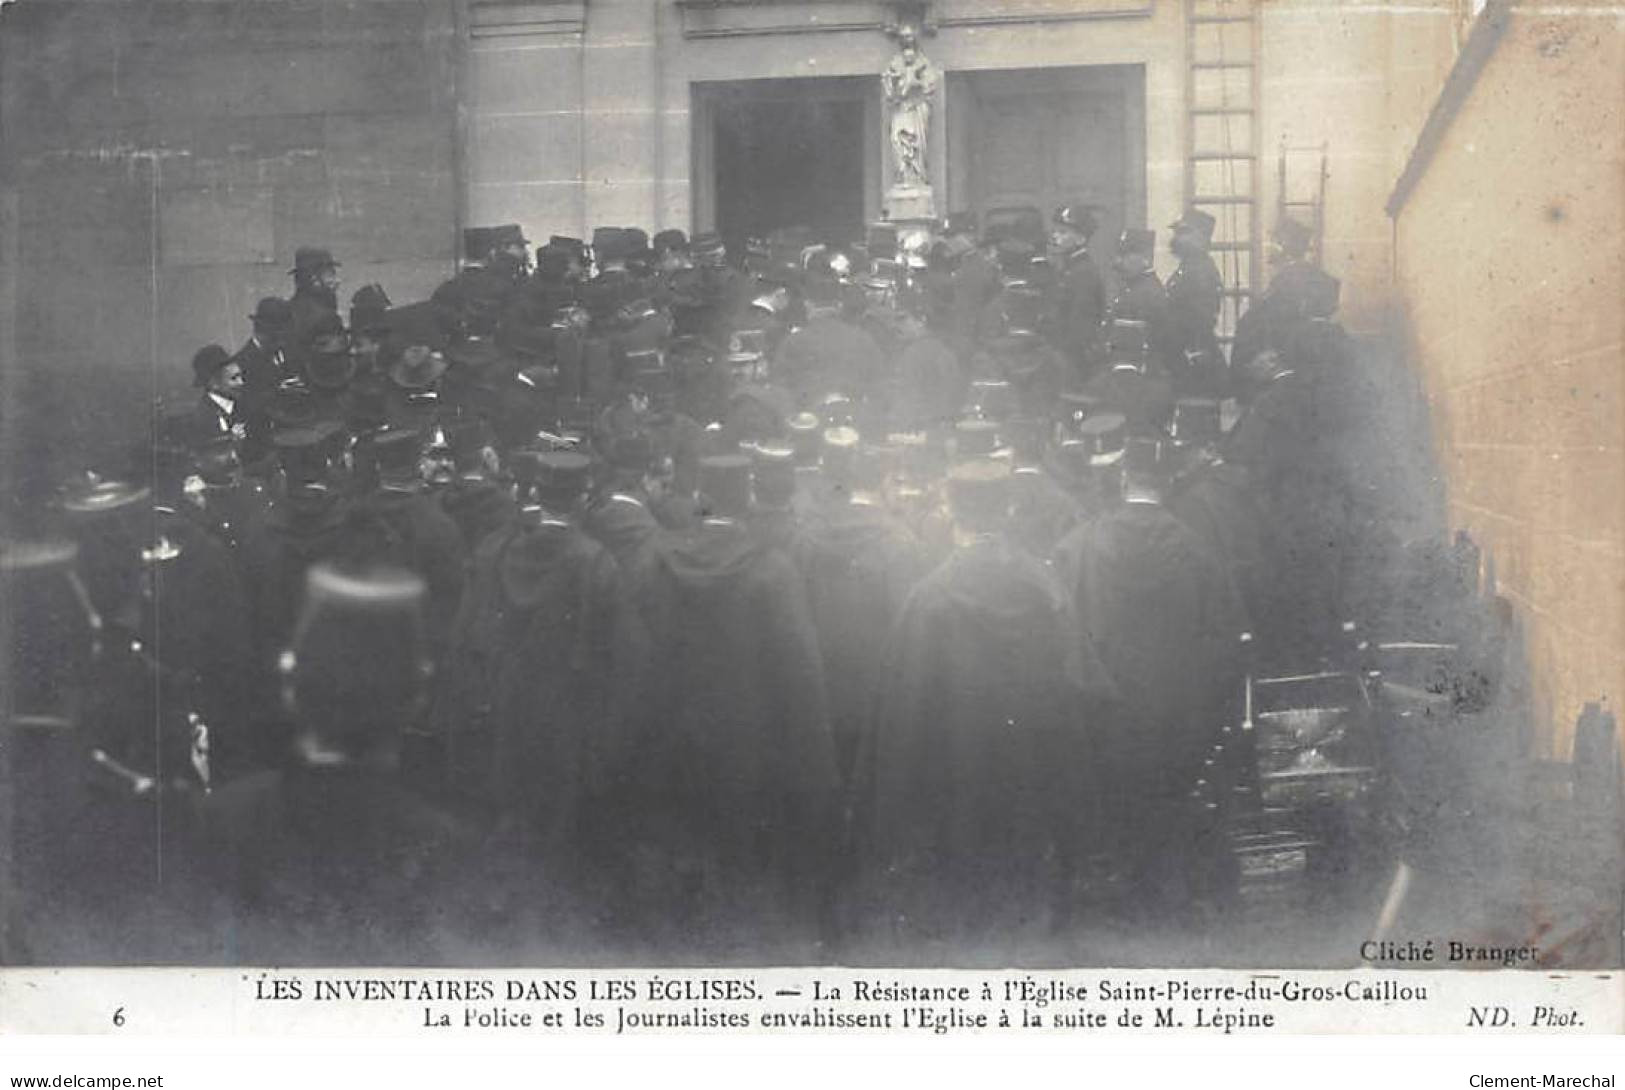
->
[190,343,246,438]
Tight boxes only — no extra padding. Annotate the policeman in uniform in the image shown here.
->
[434,416,517,551]
[1045,203,1108,380]
[198,563,482,965]
[1051,435,1247,918]
[1104,227,1179,375]
[349,427,468,662]
[627,453,836,955]
[857,457,1111,952]
[440,450,638,876]
[1165,208,1227,398]
[1082,318,1175,437]
[790,434,926,786]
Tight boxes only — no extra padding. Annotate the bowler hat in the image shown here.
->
[289,246,340,276]
[191,343,233,388]
[350,284,393,334]
[652,228,689,255]
[250,297,294,330]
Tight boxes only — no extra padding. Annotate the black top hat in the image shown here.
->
[592,227,628,262]
[250,296,294,330]
[1170,208,1217,240]
[463,226,496,261]
[492,223,529,249]
[622,226,651,256]
[191,343,232,387]
[289,246,340,276]
[1118,228,1156,256]
[698,453,752,518]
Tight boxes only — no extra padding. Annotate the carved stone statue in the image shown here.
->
[882,26,939,193]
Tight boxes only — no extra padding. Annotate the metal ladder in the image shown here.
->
[1184,0,1261,345]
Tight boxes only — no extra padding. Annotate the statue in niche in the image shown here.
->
[882,22,938,191]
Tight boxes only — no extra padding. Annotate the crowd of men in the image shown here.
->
[4,204,1370,965]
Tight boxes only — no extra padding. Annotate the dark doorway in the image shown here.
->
[700,79,871,253]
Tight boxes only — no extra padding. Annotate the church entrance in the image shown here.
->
[946,65,1146,252]
[692,76,881,254]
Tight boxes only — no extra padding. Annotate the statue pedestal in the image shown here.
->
[885,184,936,222]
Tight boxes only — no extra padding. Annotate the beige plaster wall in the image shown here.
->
[1395,5,1625,757]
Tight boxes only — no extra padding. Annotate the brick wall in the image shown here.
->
[0,0,459,488]
[1394,6,1624,757]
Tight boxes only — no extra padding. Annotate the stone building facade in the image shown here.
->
[0,0,1618,757]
